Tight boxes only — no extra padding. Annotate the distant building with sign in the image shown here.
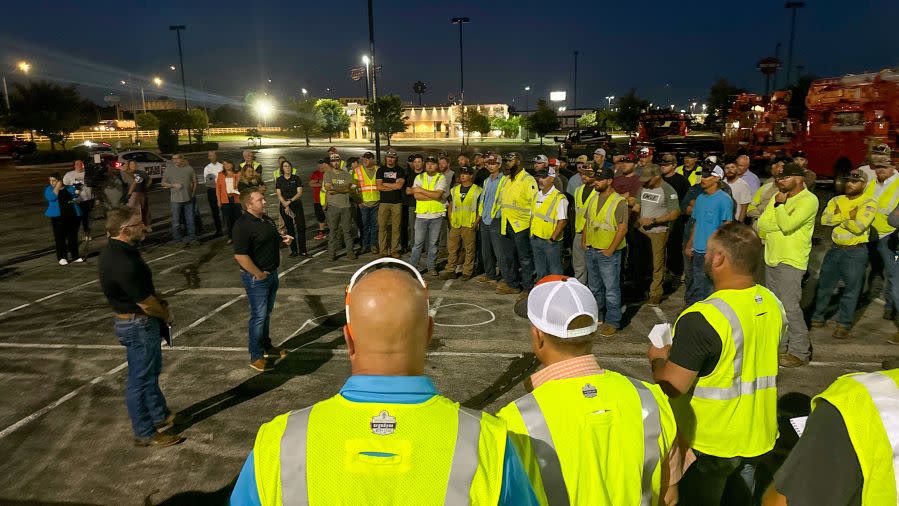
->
[345,102,510,140]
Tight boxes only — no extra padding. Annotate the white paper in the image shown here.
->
[648,323,673,348]
[225,178,235,194]
[790,416,808,437]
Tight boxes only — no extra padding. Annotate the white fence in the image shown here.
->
[12,126,284,143]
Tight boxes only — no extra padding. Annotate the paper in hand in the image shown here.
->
[225,178,235,194]
[790,416,808,437]
[648,323,673,348]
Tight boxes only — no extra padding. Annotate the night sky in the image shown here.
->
[2,0,897,112]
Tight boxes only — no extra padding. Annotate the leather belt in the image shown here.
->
[115,313,145,319]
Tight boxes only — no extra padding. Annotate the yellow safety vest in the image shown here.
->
[240,161,262,174]
[500,169,538,235]
[497,371,677,506]
[530,190,567,241]
[821,195,877,246]
[414,173,447,215]
[573,185,596,234]
[319,188,327,208]
[584,192,627,250]
[863,177,899,236]
[813,370,899,505]
[272,166,297,178]
[478,175,508,221]
[676,165,700,186]
[355,166,380,203]
[251,394,507,506]
[450,184,482,228]
[675,285,785,458]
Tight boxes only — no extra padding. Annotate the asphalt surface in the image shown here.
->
[0,143,894,504]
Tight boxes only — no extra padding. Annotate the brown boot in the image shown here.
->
[778,354,807,368]
[496,282,522,295]
[250,358,274,372]
[134,433,184,448]
[832,325,850,340]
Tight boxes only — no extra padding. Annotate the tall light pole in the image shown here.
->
[524,85,530,143]
[367,0,381,163]
[573,51,579,114]
[772,42,782,90]
[363,55,372,141]
[169,24,190,141]
[784,2,805,87]
[605,95,614,109]
[451,16,470,149]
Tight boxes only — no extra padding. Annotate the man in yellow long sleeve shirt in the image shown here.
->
[810,170,877,339]
[758,162,819,368]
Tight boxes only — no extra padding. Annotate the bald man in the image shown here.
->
[240,150,263,177]
[231,263,538,505]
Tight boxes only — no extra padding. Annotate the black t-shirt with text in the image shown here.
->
[275,174,303,201]
[376,165,405,204]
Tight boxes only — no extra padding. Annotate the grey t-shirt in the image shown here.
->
[162,164,196,203]
[323,169,354,208]
[638,181,679,233]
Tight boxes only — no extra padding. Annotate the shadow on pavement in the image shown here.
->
[145,475,236,505]
[462,353,539,410]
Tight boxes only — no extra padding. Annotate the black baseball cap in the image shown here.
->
[594,166,614,180]
[776,162,805,178]
[425,155,438,163]
[504,152,521,161]
[362,151,375,159]
[346,156,359,165]
[407,154,417,162]
[438,151,449,159]
[459,166,474,175]
[773,155,793,165]
[684,150,699,158]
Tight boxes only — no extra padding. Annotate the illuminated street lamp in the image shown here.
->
[301,88,308,97]
[17,61,31,74]
[153,76,163,87]
[605,95,615,109]
[169,65,176,71]
[524,85,531,142]
[254,97,276,127]
[3,60,33,111]
[691,101,698,113]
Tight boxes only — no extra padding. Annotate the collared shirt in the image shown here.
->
[203,162,224,189]
[872,172,898,199]
[99,238,155,314]
[530,355,604,389]
[740,170,761,195]
[232,212,282,272]
[534,185,567,221]
[229,376,539,506]
[480,172,503,225]
[566,173,583,195]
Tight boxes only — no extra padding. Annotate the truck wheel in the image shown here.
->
[833,157,852,195]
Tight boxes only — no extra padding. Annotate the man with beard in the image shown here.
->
[747,157,788,224]
[684,165,733,305]
[810,170,876,339]
[497,152,538,297]
[724,157,753,222]
[472,151,490,187]
[676,151,702,186]
[403,154,424,251]
[634,164,680,306]
[758,162,819,368]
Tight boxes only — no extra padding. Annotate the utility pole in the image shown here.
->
[573,50,579,115]
[784,2,805,87]
[367,0,381,163]
[169,25,190,142]
[451,17,470,149]
[524,86,530,143]
[772,42,782,90]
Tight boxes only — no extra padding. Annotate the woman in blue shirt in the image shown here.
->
[44,172,83,265]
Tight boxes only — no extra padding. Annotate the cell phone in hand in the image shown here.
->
[161,323,173,348]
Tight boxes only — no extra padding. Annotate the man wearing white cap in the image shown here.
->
[684,164,734,305]
[529,167,568,279]
[498,275,678,505]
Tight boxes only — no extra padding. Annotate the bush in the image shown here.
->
[18,149,86,165]
[172,142,219,154]
[157,127,178,154]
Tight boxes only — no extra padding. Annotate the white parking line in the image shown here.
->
[0,250,184,319]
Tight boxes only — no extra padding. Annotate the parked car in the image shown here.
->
[117,150,175,183]
[0,135,38,158]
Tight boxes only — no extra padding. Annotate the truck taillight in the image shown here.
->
[113,161,123,168]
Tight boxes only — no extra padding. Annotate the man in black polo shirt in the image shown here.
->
[232,188,293,372]
[99,206,183,448]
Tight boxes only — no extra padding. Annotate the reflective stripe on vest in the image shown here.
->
[692,298,778,400]
[626,377,662,506]
[355,167,380,202]
[573,185,594,233]
[278,405,483,506]
[531,192,564,240]
[532,192,563,224]
[514,394,571,506]
[451,185,482,228]
[852,372,899,495]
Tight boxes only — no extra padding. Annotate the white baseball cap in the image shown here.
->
[534,154,549,164]
[594,148,606,156]
[527,275,598,338]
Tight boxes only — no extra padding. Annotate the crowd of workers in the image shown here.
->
[84,140,899,505]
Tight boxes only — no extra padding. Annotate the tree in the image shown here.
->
[364,94,408,146]
[596,109,622,131]
[136,112,159,130]
[155,109,191,153]
[490,115,520,139]
[707,78,747,130]
[189,108,209,143]
[211,104,249,125]
[288,97,323,147]
[458,108,490,143]
[7,81,84,150]
[616,89,650,132]
[577,111,597,127]
[316,99,351,142]
[788,74,818,120]
[524,100,559,145]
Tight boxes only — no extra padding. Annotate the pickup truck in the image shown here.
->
[0,135,37,158]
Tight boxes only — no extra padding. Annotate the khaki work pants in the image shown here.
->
[445,225,477,276]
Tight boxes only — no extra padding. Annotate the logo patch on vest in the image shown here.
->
[582,383,598,398]
[755,295,763,304]
[371,411,397,436]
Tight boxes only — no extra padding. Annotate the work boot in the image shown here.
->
[439,271,457,280]
[250,358,274,372]
[496,282,522,295]
[810,319,826,328]
[391,252,402,259]
[647,295,662,307]
[347,250,357,261]
[459,273,472,281]
[428,269,440,277]
[370,247,379,255]
[155,413,177,433]
[832,325,850,340]
[778,354,807,368]
[599,324,618,337]
[134,433,184,448]
[888,332,899,346]
[884,307,896,321]
[474,274,496,284]
[264,346,288,359]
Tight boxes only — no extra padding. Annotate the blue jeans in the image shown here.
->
[240,269,279,361]
[586,248,622,328]
[171,200,197,243]
[410,217,443,271]
[813,246,868,327]
[878,236,897,310]
[480,219,505,280]
[686,252,712,305]
[115,316,170,438]
[360,204,379,250]
[531,237,563,281]
[500,227,536,291]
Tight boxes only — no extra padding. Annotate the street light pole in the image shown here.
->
[169,25,190,142]
[451,16,469,149]
[772,42,782,91]
[363,56,371,141]
[573,50,579,114]
[524,86,530,143]
[784,2,805,87]
[367,0,381,163]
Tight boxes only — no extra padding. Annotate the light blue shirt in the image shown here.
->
[480,173,504,226]
[229,376,538,506]
[566,173,583,195]
[741,170,761,195]
[692,189,734,253]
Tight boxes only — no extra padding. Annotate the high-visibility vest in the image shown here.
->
[450,184,482,228]
[584,192,627,250]
[573,185,596,234]
[821,195,877,246]
[676,165,700,186]
[478,175,508,221]
[240,161,262,175]
[863,176,899,236]
[272,166,297,178]
[319,188,327,208]
[497,371,676,506]
[355,166,380,203]
[813,370,899,505]
[500,169,538,235]
[530,190,567,241]
[414,173,447,215]
[675,285,785,458]
[251,394,507,505]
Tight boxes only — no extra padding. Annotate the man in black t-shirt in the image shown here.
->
[403,154,424,251]
[472,152,490,187]
[99,206,183,448]
[232,189,294,372]
[376,149,406,258]
[660,154,690,279]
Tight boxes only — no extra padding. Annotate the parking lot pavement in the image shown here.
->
[0,145,896,503]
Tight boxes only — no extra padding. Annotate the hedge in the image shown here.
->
[170,142,220,154]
